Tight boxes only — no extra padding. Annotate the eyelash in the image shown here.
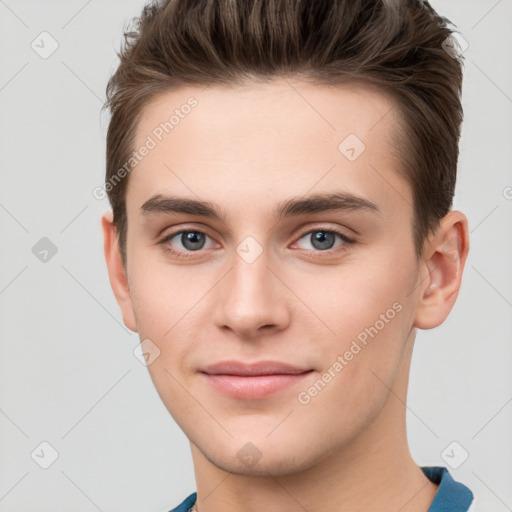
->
[158,227,355,260]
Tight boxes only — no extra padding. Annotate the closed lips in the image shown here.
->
[200,360,313,376]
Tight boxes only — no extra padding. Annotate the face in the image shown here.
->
[116,78,426,475]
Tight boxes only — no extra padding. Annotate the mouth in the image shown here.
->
[198,360,315,399]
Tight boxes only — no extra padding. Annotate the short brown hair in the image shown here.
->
[103,0,465,267]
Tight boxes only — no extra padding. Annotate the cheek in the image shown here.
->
[129,264,204,421]
[293,286,412,438]
[300,257,413,343]
[295,252,416,408]
[128,249,207,333]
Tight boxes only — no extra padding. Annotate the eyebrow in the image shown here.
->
[140,192,379,221]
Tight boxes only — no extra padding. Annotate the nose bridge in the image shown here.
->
[232,242,272,298]
[229,239,276,310]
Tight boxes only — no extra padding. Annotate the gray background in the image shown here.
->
[0,0,511,510]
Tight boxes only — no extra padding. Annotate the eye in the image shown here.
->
[159,229,216,258]
[294,228,354,252]
[158,226,354,260]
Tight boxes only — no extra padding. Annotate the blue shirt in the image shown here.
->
[168,466,474,512]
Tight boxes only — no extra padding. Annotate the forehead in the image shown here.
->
[126,78,409,218]
[134,77,401,151]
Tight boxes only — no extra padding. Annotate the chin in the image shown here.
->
[207,451,310,477]
[196,434,328,478]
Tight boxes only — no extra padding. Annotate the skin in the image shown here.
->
[102,78,469,512]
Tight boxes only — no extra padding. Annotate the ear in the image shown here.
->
[101,211,138,333]
[414,210,469,330]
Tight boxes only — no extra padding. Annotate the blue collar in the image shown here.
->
[169,466,474,512]
[169,492,197,512]
[422,466,474,512]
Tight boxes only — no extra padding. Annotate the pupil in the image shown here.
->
[312,231,334,250]
[182,231,204,250]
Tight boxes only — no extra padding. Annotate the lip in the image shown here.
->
[199,360,314,399]
[202,360,311,376]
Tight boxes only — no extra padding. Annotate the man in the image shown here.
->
[101,0,475,510]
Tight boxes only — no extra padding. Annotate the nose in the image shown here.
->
[213,245,291,341]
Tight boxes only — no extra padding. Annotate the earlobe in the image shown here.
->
[414,211,469,330]
[101,211,138,333]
